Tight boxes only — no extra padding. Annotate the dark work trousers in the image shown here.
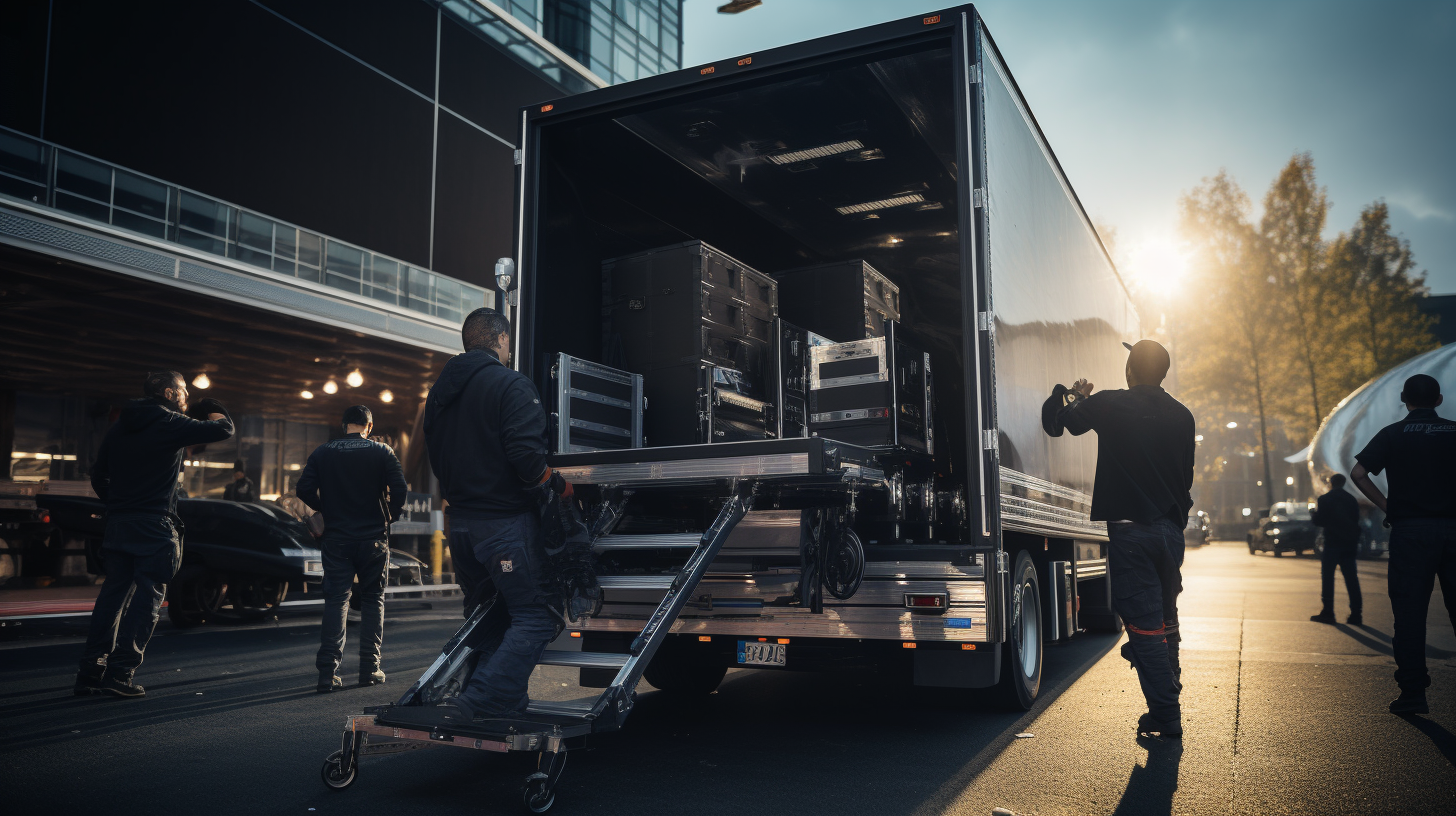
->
[1107,518,1185,723]
[316,536,389,674]
[1387,518,1456,693]
[1319,541,1362,617]
[79,515,182,679]
[451,513,559,717]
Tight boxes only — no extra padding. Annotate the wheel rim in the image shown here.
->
[1018,578,1039,677]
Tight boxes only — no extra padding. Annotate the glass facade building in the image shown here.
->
[503,0,683,85]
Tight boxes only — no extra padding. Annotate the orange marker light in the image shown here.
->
[698,635,712,642]
[757,637,768,642]
[923,15,941,25]
[776,638,790,645]
[737,57,752,66]
[961,643,977,651]
[902,642,917,649]
[540,104,554,112]
[701,66,715,75]
[569,631,581,638]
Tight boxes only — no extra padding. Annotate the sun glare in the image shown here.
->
[1124,237,1192,299]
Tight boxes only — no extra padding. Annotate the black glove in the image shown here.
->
[1042,384,1071,437]
[544,468,573,499]
[189,397,229,420]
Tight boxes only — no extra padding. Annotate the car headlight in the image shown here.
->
[304,560,324,577]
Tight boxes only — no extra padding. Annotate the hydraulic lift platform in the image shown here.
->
[321,439,882,812]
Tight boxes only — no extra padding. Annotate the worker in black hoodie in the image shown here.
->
[424,308,570,720]
[77,371,234,698]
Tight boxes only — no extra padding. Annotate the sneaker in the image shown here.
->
[1309,612,1337,624]
[1389,692,1429,715]
[74,669,104,697]
[1347,613,1363,626]
[358,667,386,687]
[1136,712,1183,738]
[317,672,343,694]
[99,672,146,698]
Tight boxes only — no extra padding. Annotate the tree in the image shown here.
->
[1178,171,1282,510]
[1327,202,1437,385]
[1260,154,1336,440]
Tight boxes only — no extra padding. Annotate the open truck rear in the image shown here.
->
[508,4,1137,709]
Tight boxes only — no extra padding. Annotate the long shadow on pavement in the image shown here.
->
[1110,736,1182,816]
[1398,714,1456,769]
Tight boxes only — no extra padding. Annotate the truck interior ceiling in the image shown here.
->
[531,39,967,478]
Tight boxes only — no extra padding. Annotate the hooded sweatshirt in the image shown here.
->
[91,397,235,517]
[424,348,549,519]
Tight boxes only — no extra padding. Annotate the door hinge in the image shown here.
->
[513,149,523,166]
[968,64,981,85]
[972,187,986,208]
[981,429,998,451]
[996,550,1009,575]
[977,310,994,332]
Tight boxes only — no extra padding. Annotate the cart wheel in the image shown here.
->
[521,773,555,813]
[321,749,357,791]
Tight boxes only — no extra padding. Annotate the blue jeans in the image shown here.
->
[1387,518,1456,692]
[80,515,182,678]
[451,513,558,716]
[1107,518,1185,722]
[316,537,389,672]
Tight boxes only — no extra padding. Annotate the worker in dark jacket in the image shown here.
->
[223,460,257,503]
[77,371,233,698]
[425,308,571,721]
[1350,374,1456,715]
[1043,339,1195,738]
[1310,473,1363,625]
[297,405,407,692]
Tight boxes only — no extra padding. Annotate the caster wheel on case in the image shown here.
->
[321,749,357,790]
[522,773,555,813]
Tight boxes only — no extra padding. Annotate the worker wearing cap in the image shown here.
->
[1042,339,1195,738]
[1350,373,1456,716]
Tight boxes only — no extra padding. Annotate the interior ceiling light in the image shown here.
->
[346,370,364,388]
[835,193,925,215]
[767,140,864,165]
[300,390,314,400]
[192,373,211,389]
[717,0,763,13]
[379,390,394,404]
[323,380,339,395]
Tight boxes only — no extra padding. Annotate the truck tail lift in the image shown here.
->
[323,4,1137,811]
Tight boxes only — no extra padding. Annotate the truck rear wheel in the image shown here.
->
[167,566,225,628]
[997,551,1042,710]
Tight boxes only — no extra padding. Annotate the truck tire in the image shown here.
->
[167,566,226,628]
[997,551,1043,710]
[644,654,727,695]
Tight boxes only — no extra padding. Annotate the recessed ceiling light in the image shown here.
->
[346,370,364,388]
[323,380,339,395]
[835,193,925,215]
[379,390,394,403]
[767,140,864,165]
[192,373,211,389]
[300,390,314,400]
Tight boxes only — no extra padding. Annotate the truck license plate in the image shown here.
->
[737,641,786,667]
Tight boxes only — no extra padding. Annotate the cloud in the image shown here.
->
[1386,191,1456,222]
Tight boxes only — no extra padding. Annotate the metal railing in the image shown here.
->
[0,127,489,325]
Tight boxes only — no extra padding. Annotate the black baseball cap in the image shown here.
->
[1122,339,1171,383]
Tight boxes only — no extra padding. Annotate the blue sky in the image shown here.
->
[682,0,1456,295]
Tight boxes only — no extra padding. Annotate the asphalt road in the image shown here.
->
[3,542,1454,816]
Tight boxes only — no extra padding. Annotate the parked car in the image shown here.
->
[1247,501,1318,556]
[1185,511,1211,545]
[35,495,424,627]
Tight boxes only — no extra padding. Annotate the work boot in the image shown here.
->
[1122,640,1181,693]
[317,671,343,694]
[1389,691,1429,715]
[358,665,386,687]
[1309,611,1337,624]
[1136,712,1183,738]
[74,667,104,697]
[98,670,146,698]
[1347,612,1363,626]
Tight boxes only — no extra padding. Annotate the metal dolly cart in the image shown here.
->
[320,439,881,812]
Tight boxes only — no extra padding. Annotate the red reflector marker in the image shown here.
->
[923,15,941,25]
[961,644,976,651]
[905,594,947,609]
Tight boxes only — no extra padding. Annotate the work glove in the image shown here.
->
[188,397,230,420]
[545,467,574,499]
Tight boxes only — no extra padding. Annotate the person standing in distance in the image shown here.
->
[1310,473,1363,625]
[1349,374,1456,715]
[297,405,407,693]
[424,308,571,721]
[223,459,257,503]
[1042,339,1195,738]
[77,371,234,698]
